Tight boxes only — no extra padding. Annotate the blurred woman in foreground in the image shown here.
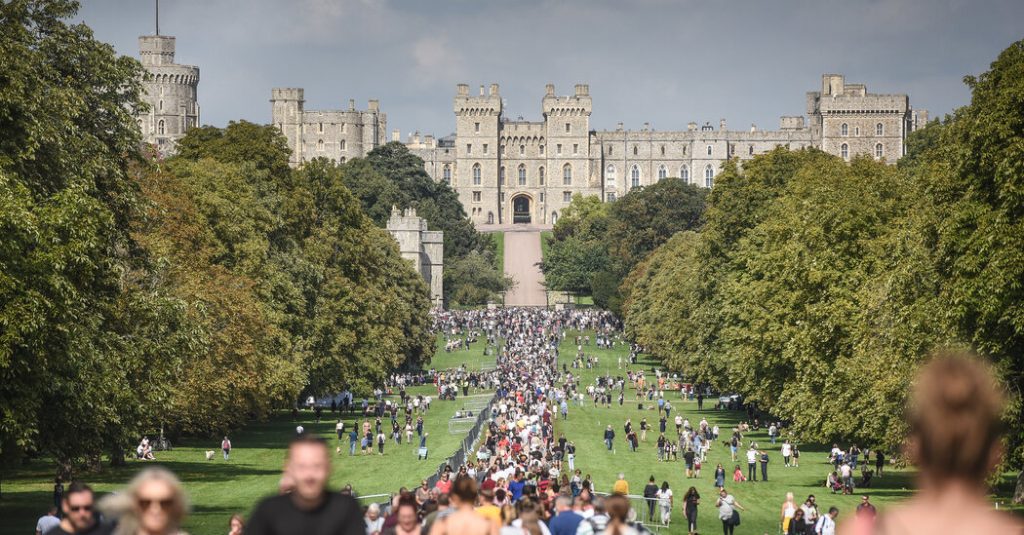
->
[847,353,1023,535]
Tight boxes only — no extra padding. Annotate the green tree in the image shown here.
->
[0,0,192,472]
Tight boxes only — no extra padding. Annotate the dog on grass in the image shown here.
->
[205,450,216,461]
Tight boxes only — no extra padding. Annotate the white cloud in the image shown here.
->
[410,35,465,87]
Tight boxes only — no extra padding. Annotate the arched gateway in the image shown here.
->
[511,194,531,224]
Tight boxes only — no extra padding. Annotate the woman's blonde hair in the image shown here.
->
[100,467,189,535]
[908,352,1006,484]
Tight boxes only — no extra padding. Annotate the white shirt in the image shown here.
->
[746,449,758,463]
[816,514,836,535]
[782,443,792,456]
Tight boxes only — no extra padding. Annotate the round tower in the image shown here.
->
[138,35,200,155]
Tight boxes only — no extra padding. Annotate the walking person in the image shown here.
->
[714,463,726,489]
[683,486,700,534]
[642,476,659,523]
[604,425,615,451]
[780,492,797,534]
[221,436,232,461]
[51,482,113,535]
[746,444,758,482]
[245,435,364,534]
[656,482,673,526]
[760,449,770,481]
[716,488,744,535]
[813,506,838,535]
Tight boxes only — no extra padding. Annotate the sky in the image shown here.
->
[77,0,1023,138]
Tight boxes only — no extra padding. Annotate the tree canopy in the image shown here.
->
[623,41,1024,485]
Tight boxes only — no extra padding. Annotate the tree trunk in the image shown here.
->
[1014,470,1024,505]
[109,445,126,467]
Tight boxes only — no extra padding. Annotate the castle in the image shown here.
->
[136,32,200,155]
[277,74,927,226]
[386,207,444,307]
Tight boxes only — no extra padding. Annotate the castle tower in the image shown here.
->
[270,88,305,167]
[454,83,503,223]
[543,84,592,222]
[137,34,200,155]
[386,206,444,307]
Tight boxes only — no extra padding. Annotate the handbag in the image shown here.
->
[730,509,741,526]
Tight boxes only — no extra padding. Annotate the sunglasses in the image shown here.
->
[69,504,93,513]
[138,498,174,511]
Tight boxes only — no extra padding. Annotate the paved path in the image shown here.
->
[503,230,547,307]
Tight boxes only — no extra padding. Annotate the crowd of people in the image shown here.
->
[30,308,1023,535]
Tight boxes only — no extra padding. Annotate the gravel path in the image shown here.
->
[503,230,547,306]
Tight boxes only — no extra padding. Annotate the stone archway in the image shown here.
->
[511,194,532,224]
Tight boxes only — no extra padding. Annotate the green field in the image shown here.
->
[551,330,1021,532]
[0,334,495,535]
[2,329,1018,535]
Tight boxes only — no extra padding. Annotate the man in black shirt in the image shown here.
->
[247,434,364,535]
[47,482,114,535]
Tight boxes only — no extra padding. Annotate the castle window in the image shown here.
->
[841,123,849,136]
[704,165,714,188]
[467,143,472,154]
[562,164,572,185]
[341,123,346,133]
[540,192,545,202]
[157,120,165,135]
[633,145,638,156]
[317,139,324,151]
[875,143,883,158]
[707,145,712,156]
[487,212,494,224]
[473,191,481,202]
[630,165,640,189]
[340,139,347,151]
[557,144,562,155]
[159,100,163,112]
[563,191,572,203]
[876,123,884,136]
[660,145,665,156]
[475,122,480,133]
[540,145,545,155]
[484,144,489,154]
[500,145,505,156]
[749,145,754,155]
[573,143,579,155]
[841,143,849,160]
[657,165,667,180]
[539,166,545,185]
[607,146,613,155]
[473,163,481,185]
[855,126,860,136]
[606,164,617,186]
[607,192,617,202]
[318,122,323,133]
[499,166,506,186]
[500,192,505,203]
[518,164,526,186]
[443,165,451,184]
[680,165,689,182]
[683,146,687,155]
[519,145,525,156]
[339,157,346,164]
[565,122,571,133]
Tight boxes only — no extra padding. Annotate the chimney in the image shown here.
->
[349,99,355,111]
[391,129,400,142]
[479,85,485,96]
[457,83,469,96]
[687,122,697,131]
[719,118,726,131]
[368,99,379,111]
[750,123,757,133]
[545,83,555,96]
[616,122,623,131]
[643,122,649,131]
[489,83,499,96]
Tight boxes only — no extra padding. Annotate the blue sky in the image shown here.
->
[78,0,1023,138]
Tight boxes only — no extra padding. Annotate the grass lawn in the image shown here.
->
[0,334,495,535]
[550,329,1022,533]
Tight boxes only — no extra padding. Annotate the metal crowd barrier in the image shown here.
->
[593,491,670,533]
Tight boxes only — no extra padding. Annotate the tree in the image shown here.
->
[0,0,191,472]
